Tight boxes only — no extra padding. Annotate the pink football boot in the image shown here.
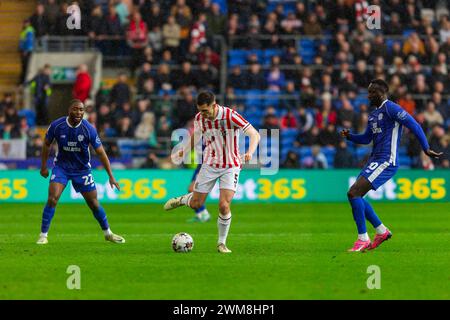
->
[348,239,371,252]
[368,230,392,250]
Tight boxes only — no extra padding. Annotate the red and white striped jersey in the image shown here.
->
[194,104,251,168]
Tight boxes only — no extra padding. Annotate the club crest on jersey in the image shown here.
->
[378,113,383,120]
[78,135,84,142]
[371,122,382,133]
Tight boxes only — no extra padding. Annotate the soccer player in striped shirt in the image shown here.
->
[164,91,261,253]
[341,79,442,252]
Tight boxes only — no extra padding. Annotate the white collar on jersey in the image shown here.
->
[66,116,83,128]
[377,99,388,109]
[214,104,223,120]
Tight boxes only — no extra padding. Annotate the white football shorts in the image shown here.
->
[193,165,241,193]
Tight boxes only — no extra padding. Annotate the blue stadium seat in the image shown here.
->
[263,89,281,108]
[263,49,283,65]
[245,89,264,108]
[212,0,227,14]
[228,49,247,67]
[18,109,36,127]
[354,146,372,161]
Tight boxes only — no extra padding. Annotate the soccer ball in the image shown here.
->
[172,232,194,253]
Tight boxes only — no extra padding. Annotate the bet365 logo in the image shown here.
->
[66,4,81,30]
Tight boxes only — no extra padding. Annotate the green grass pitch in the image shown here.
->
[0,202,448,299]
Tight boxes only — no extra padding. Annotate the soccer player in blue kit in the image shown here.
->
[37,99,125,244]
[341,79,442,252]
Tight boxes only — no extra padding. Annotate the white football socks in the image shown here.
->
[103,228,112,236]
[358,233,370,242]
[375,224,387,235]
[181,193,193,207]
[40,232,48,238]
[218,212,232,245]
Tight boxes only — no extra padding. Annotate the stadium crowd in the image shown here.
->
[3,0,449,169]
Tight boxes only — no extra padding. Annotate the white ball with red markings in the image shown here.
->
[172,232,194,253]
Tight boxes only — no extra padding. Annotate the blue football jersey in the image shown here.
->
[45,117,102,171]
[349,100,429,166]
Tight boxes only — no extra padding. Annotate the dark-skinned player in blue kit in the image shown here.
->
[37,99,125,244]
[341,79,442,252]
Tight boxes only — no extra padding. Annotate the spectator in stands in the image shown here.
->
[281,12,302,34]
[19,19,35,84]
[163,16,181,60]
[198,46,220,69]
[27,134,43,158]
[154,93,173,117]
[439,15,450,44]
[245,63,266,90]
[142,2,163,31]
[190,13,208,50]
[140,151,159,169]
[432,92,448,120]
[114,0,130,26]
[261,107,280,130]
[72,64,92,103]
[424,101,444,127]
[398,92,417,116]
[334,140,354,168]
[154,64,172,92]
[228,66,245,90]
[195,63,216,90]
[173,88,196,129]
[282,151,301,169]
[385,12,403,35]
[132,99,150,127]
[29,3,49,39]
[44,0,59,32]
[109,73,131,107]
[319,124,340,147]
[148,26,163,54]
[27,64,51,125]
[127,11,149,76]
[117,117,134,138]
[281,110,297,129]
[266,65,286,91]
[303,13,322,35]
[135,112,157,147]
[173,61,196,90]
[311,145,328,169]
[429,124,448,167]
[353,60,372,89]
[0,93,14,112]
[297,107,314,134]
[280,81,299,110]
[87,5,104,43]
[103,5,124,56]
[137,62,154,94]
[316,94,337,130]
[207,3,226,37]
[157,115,172,139]
[337,98,356,129]
[171,0,193,45]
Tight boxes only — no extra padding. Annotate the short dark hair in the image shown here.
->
[196,91,215,106]
[369,79,389,93]
[69,99,84,108]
